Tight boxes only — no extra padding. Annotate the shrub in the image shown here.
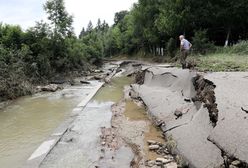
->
[0,46,33,100]
[229,41,248,55]
[166,37,177,57]
[192,30,214,54]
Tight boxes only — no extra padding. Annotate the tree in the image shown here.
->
[44,0,73,37]
[86,21,93,32]
[114,11,129,26]
[79,27,86,38]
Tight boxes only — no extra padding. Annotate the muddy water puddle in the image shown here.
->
[93,76,134,103]
[123,100,165,160]
[0,85,96,168]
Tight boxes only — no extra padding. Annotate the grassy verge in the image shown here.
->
[188,53,248,72]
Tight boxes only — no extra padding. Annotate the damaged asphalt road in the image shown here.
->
[31,61,248,168]
[131,66,248,168]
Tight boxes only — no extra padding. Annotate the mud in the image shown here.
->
[192,74,218,127]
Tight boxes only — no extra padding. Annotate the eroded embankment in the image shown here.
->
[192,75,218,127]
[131,67,248,168]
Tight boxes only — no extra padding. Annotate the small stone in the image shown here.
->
[165,162,178,168]
[229,165,238,168]
[147,140,157,145]
[149,145,160,150]
[94,75,103,80]
[101,142,106,146]
[174,110,183,119]
[147,160,156,167]
[231,160,241,166]
[156,158,171,164]
[155,161,162,166]
[164,155,174,160]
[40,84,59,92]
[80,80,90,84]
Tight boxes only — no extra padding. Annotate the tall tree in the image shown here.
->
[86,21,93,33]
[79,27,86,38]
[44,0,74,37]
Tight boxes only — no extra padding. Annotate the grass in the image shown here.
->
[110,42,248,72]
[189,53,248,72]
[114,52,248,72]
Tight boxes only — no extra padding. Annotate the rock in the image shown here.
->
[149,145,160,150]
[40,84,59,92]
[80,80,91,84]
[94,75,104,80]
[174,110,183,119]
[94,69,103,73]
[155,161,162,166]
[101,142,106,146]
[164,155,174,160]
[51,80,67,84]
[147,160,156,167]
[229,165,238,168]
[165,162,177,168]
[129,90,139,99]
[151,166,159,168]
[231,160,241,166]
[104,78,111,83]
[156,158,171,164]
[184,98,191,102]
[147,140,157,145]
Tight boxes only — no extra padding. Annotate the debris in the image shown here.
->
[149,145,160,150]
[174,110,183,119]
[156,158,171,164]
[241,107,248,113]
[147,140,157,145]
[39,84,60,92]
[184,98,191,102]
[80,80,90,84]
[231,160,241,166]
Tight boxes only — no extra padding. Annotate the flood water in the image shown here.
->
[40,76,135,168]
[124,100,164,160]
[93,76,134,103]
[97,75,165,161]
[0,71,164,168]
[0,85,93,168]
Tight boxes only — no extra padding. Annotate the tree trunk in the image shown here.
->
[224,28,231,47]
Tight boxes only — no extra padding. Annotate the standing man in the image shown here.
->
[179,35,192,69]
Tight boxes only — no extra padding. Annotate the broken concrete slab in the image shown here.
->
[169,106,223,168]
[132,67,224,167]
[206,72,248,163]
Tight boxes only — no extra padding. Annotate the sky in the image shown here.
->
[0,0,138,35]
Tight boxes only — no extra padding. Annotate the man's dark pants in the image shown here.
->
[180,49,190,69]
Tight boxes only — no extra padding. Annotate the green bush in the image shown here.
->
[229,41,248,55]
[0,46,33,100]
[215,41,248,55]
[192,30,214,54]
[166,37,177,57]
